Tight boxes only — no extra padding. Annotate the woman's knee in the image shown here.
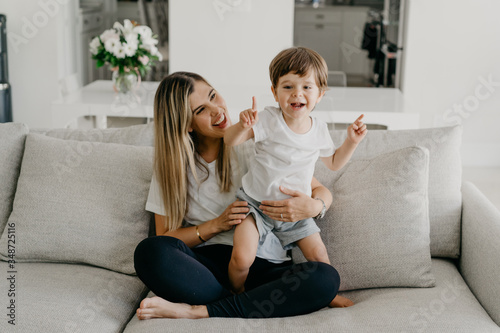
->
[134,236,186,268]
[135,235,182,255]
[302,262,340,300]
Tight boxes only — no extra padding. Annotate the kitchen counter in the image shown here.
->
[52,81,418,130]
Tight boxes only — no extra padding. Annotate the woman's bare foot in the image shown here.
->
[329,295,354,308]
[136,296,209,320]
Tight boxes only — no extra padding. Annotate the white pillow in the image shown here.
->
[0,134,153,274]
[295,146,435,291]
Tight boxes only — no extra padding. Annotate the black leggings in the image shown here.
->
[134,236,340,318]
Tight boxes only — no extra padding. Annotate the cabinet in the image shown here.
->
[79,7,108,86]
[78,1,117,86]
[294,6,370,79]
[294,11,342,70]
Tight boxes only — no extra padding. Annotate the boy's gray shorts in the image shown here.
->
[236,188,320,250]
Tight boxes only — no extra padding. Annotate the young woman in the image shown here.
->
[133,72,347,320]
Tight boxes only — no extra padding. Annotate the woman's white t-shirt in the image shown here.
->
[146,142,290,264]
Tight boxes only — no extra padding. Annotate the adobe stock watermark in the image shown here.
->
[52,131,104,183]
[442,74,499,126]
[7,0,70,54]
[107,83,157,126]
[340,26,365,65]
[237,261,320,333]
[213,0,247,21]
[406,276,468,333]
[383,146,428,189]
[64,276,129,332]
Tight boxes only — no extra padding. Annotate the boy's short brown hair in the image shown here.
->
[269,47,328,91]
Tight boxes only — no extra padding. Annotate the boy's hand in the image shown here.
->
[239,96,259,128]
[347,114,367,144]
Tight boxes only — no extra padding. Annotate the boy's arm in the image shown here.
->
[321,139,358,171]
[224,97,259,147]
[224,120,255,146]
[321,114,367,171]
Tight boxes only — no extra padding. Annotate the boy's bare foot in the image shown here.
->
[329,295,354,308]
[136,296,208,320]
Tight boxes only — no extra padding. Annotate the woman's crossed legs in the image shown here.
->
[134,236,341,319]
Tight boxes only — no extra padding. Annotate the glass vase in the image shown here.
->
[112,69,140,93]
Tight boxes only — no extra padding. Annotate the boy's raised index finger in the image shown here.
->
[355,114,365,122]
[252,96,257,111]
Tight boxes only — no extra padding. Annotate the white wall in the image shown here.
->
[401,0,500,166]
[1,0,78,128]
[169,0,294,119]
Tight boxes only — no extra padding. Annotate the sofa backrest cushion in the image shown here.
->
[33,122,154,147]
[0,133,153,274]
[329,126,462,258]
[295,146,435,291]
[0,123,29,235]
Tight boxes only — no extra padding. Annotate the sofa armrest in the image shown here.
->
[459,181,500,325]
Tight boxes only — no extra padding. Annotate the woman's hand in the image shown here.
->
[212,200,249,232]
[155,201,249,247]
[259,186,323,222]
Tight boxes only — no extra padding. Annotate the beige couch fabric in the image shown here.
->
[123,259,499,333]
[295,146,435,291]
[0,123,29,235]
[0,134,153,274]
[0,261,147,333]
[330,126,463,258]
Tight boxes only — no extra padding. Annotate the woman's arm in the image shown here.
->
[259,177,333,222]
[155,200,250,248]
[311,176,333,213]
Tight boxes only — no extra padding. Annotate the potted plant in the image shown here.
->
[89,19,162,93]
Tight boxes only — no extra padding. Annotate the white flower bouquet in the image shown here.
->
[89,19,163,78]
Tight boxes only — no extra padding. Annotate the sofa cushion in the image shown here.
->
[330,126,462,258]
[33,122,154,147]
[295,146,435,291]
[122,260,498,332]
[0,123,29,235]
[0,133,153,274]
[0,262,147,332]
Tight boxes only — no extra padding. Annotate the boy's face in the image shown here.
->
[271,70,325,122]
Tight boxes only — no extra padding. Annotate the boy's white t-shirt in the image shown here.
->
[242,106,335,202]
[146,141,290,263]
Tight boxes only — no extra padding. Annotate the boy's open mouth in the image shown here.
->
[213,113,226,126]
[291,103,306,109]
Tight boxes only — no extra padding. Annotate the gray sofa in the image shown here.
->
[0,122,499,333]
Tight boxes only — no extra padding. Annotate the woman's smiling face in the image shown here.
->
[189,80,231,139]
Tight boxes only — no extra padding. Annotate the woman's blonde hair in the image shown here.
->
[154,72,232,231]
